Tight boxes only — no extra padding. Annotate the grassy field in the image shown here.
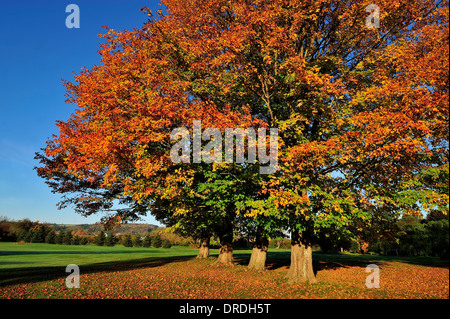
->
[0,242,448,299]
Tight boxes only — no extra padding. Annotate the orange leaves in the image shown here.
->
[342,110,432,160]
[35,0,449,237]
[283,136,340,174]
[269,188,310,211]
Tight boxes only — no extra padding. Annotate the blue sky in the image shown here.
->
[0,1,164,225]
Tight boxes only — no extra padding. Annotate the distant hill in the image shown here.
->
[49,223,161,236]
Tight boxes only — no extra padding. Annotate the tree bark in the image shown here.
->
[197,237,210,258]
[216,241,233,265]
[248,233,268,271]
[286,231,317,284]
[215,217,234,265]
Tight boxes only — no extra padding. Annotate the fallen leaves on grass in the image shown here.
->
[0,258,448,299]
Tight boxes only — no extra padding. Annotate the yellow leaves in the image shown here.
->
[279,113,309,131]
[246,208,259,219]
[403,209,423,218]
[102,164,118,187]
[271,188,310,211]
[262,54,273,65]
[174,207,188,216]
[333,203,344,214]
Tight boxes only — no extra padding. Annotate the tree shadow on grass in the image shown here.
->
[0,255,196,287]
[311,252,449,270]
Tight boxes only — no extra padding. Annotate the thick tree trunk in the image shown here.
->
[197,237,210,259]
[216,241,233,265]
[248,233,268,271]
[215,215,234,265]
[286,231,317,284]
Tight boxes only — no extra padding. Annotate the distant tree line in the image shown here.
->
[369,213,449,259]
[0,217,176,248]
[49,223,160,236]
[316,211,448,259]
[93,230,172,248]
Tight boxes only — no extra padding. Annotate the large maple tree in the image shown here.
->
[36,0,448,283]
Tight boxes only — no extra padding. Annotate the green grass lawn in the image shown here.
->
[0,242,265,287]
[0,242,200,269]
[0,242,205,286]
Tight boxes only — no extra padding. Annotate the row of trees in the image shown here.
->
[95,231,172,248]
[14,227,174,249]
[18,228,89,245]
[49,223,159,237]
[369,215,449,258]
[122,233,172,248]
[0,218,54,243]
[35,0,449,283]
[0,217,176,248]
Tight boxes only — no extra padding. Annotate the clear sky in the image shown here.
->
[0,0,164,225]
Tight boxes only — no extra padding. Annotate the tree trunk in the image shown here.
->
[215,218,234,265]
[216,241,233,265]
[286,231,317,284]
[248,233,268,271]
[197,237,210,258]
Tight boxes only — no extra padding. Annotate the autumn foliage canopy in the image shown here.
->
[36,0,448,283]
